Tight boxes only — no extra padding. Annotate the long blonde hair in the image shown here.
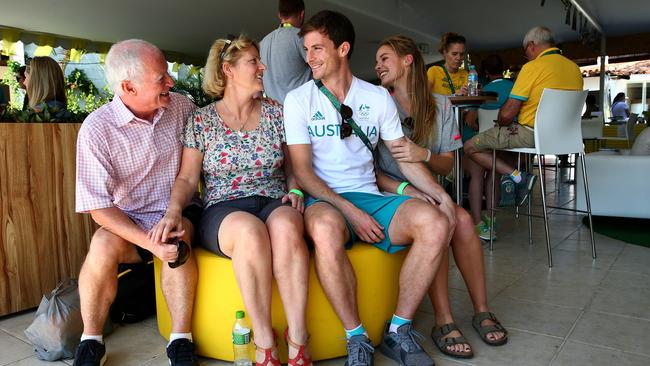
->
[380,35,436,146]
[26,56,67,110]
[202,35,259,98]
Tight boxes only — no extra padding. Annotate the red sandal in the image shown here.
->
[254,344,280,366]
[285,328,312,366]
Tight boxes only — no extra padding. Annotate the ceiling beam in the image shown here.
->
[569,0,604,35]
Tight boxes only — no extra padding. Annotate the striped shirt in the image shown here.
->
[75,93,196,231]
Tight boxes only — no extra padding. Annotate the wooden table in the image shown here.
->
[448,95,497,204]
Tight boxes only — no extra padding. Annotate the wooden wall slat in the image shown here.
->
[0,123,95,315]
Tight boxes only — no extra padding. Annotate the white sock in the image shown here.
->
[510,170,522,183]
[80,334,104,344]
[168,332,193,346]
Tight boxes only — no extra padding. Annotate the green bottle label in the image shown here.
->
[232,329,251,345]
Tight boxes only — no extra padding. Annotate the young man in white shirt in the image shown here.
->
[284,10,457,366]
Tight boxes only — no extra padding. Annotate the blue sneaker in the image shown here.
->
[380,322,434,366]
[515,172,537,206]
[345,334,374,366]
[499,176,516,207]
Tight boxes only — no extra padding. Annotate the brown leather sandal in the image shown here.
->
[431,323,474,359]
[285,328,312,366]
[472,311,508,346]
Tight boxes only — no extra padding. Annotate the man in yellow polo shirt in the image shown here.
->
[463,26,583,206]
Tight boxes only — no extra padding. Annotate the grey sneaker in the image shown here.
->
[499,175,516,207]
[515,172,537,206]
[344,334,375,366]
[380,322,434,366]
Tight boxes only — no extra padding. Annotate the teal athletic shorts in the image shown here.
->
[305,192,412,253]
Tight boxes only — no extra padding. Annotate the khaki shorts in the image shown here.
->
[471,124,535,150]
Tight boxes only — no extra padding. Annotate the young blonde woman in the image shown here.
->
[24,56,67,112]
[149,35,312,366]
[374,35,508,359]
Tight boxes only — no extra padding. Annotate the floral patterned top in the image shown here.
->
[182,98,287,208]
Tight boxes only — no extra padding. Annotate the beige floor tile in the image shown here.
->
[0,311,34,344]
[569,311,650,356]
[610,245,650,276]
[4,356,67,365]
[588,286,650,320]
[457,329,562,366]
[499,276,598,309]
[552,341,650,366]
[0,330,35,365]
[100,324,167,366]
[600,270,650,290]
[488,296,581,337]
[522,262,609,287]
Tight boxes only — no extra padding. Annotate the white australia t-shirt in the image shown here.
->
[284,77,404,195]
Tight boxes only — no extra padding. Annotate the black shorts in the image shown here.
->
[198,196,287,258]
[132,204,203,263]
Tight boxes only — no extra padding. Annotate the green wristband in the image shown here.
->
[396,181,410,195]
[289,188,304,198]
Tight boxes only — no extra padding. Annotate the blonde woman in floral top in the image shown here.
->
[149,36,311,366]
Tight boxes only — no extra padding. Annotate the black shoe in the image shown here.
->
[167,338,199,366]
[73,340,106,366]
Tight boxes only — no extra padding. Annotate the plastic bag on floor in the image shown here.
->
[24,279,82,361]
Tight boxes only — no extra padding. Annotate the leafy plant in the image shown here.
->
[1,103,85,122]
[171,71,214,107]
[2,60,25,110]
[65,68,112,114]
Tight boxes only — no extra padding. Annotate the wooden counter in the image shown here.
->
[0,122,95,316]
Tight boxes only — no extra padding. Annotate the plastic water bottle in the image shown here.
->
[467,65,479,96]
[232,310,253,366]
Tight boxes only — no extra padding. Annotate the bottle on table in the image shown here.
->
[232,310,253,366]
[467,65,479,97]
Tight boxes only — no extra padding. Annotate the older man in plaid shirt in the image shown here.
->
[74,39,199,366]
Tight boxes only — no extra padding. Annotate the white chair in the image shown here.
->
[488,89,595,267]
[603,113,638,148]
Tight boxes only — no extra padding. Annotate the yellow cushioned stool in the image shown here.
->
[154,245,407,362]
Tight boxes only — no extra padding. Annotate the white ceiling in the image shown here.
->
[1,0,649,79]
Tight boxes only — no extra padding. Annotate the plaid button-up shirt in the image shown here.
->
[76,93,196,231]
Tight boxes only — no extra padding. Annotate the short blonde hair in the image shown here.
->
[26,56,67,110]
[202,35,259,98]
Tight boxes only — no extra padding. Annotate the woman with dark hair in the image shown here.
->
[150,35,312,366]
[427,32,468,96]
[375,35,508,360]
[24,56,67,112]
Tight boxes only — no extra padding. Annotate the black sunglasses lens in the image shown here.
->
[168,239,190,269]
[340,104,353,120]
[340,122,352,139]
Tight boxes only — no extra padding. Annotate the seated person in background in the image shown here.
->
[24,56,67,112]
[630,127,650,156]
[464,26,583,206]
[611,92,629,120]
[286,10,456,366]
[427,32,468,96]
[464,54,516,239]
[582,94,599,119]
[15,65,29,110]
[75,39,199,366]
[374,35,508,360]
[150,35,312,366]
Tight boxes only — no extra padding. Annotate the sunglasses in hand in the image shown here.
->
[168,237,191,269]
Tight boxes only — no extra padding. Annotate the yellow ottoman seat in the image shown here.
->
[154,245,407,362]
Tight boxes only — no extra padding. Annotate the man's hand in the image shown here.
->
[457,85,469,96]
[391,137,429,163]
[149,239,180,263]
[282,191,305,213]
[341,205,385,243]
[147,210,185,262]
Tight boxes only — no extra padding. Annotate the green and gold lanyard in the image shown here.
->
[315,80,373,152]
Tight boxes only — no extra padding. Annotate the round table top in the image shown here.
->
[448,95,497,106]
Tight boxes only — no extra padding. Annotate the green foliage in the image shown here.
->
[0,103,86,122]
[2,60,25,110]
[65,68,112,114]
[171,71,214,107]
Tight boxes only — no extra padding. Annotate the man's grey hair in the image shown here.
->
[522,26,555,48]
[105,39,162,96]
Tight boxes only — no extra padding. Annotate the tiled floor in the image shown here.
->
[1,165,649,366]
